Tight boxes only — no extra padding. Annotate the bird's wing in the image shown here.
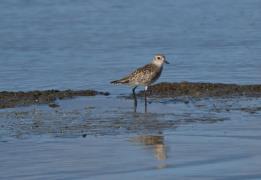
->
[128,64,159,84]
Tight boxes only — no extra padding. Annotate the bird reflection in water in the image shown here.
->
[130,135,167,161]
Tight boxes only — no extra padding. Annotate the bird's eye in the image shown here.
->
[157,57,161,60]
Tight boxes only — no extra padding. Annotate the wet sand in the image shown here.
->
[0,94,261,179]
[1,82,260,109]
[0,82,261,179]
[0,89,109,109]
[139,82,261,98]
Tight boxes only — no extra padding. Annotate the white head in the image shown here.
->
[152,54,169,67]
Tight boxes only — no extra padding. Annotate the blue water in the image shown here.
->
[1,1,261,179]
[0,0,261,93]
[1,96,261,179]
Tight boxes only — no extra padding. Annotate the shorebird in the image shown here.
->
[111,54,169,112]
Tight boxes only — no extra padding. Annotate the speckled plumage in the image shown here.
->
[111,54,169,112]
[112,63,163,86]
[111,54,167,87]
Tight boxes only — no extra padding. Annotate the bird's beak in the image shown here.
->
[165,60,170,64]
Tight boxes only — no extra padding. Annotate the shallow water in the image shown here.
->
[1,0,261,179]
[0,96,261,179]
[0,0,261,93]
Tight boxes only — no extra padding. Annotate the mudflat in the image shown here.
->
[1,82,260,109]
[142,82,261,98]
[0,89,110,109]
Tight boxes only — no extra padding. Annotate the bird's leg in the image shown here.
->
[144,86,148,113]
[132,86,138,112]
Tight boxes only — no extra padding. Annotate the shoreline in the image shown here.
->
[0,89,110,109]
[1,82,261,109]
[141,82,261,98]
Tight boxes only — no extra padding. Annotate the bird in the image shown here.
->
[111,54,169,112]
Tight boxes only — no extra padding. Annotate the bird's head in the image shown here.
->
[152,54,169,66]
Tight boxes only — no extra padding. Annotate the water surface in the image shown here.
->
[1,0,261,179]
[0,96,261,179]
[0,0,260,93]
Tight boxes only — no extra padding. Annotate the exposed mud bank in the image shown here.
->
[139,82,261,98]
[1,82,261,109]
[0,89,110,109]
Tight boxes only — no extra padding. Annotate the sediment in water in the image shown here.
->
[137,82,261,98]
[0,89,110,109]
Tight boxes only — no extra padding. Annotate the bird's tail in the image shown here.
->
[110,77,129,84]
